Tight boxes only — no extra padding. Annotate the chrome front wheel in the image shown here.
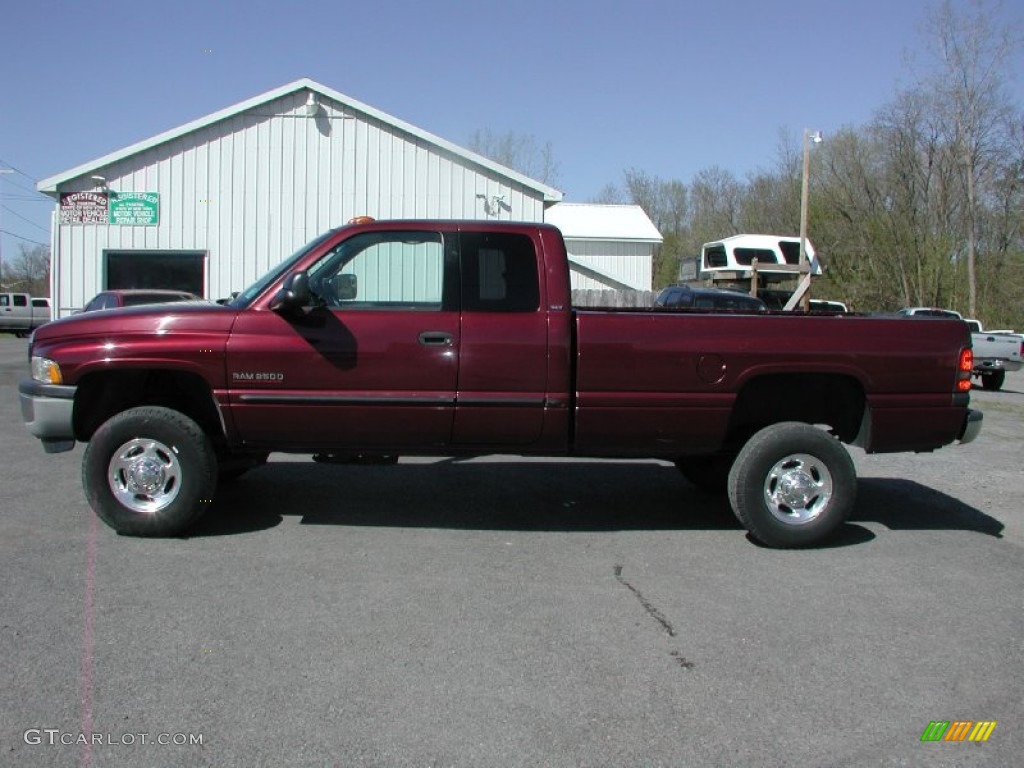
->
[108,438,183,514]
[84,407,217,536]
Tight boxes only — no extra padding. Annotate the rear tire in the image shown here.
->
[981,370,1005,391]
[83,406,217,536]
[728,422,856,548]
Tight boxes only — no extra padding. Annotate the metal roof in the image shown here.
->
[37,78,563,203]
[544,203,662,242]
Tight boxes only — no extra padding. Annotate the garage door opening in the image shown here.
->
[105,251,206,297]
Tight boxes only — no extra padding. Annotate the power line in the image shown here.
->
[0,160,39,182]
[0,162,50,199]
[0,230,48,247]
[0,175,47,196]
[1,206,49,234]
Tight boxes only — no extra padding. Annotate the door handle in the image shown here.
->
[418,331,453,347]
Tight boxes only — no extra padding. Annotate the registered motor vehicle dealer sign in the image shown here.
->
[108,192,159,226]
[59,191,108,224]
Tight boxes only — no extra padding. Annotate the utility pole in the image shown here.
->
[0,168,15,290]
[784,130,822,312]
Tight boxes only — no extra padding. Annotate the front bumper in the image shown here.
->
[958,408,983,445]
[19,379,76,453]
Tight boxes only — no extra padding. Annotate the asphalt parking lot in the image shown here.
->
[1,335,1021,767]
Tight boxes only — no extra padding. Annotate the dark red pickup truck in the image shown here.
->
[20,219,982,547]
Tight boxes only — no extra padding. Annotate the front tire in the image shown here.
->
[83,406,217,536]
[728,422,856,548]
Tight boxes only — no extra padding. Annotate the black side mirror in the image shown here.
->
[270,271,312,312]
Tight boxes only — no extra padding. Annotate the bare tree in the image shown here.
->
[687,166,743,247]
[5,244,50,296]
[924,0,1020,315]
[467,128,560,186]
[590,183,625,204]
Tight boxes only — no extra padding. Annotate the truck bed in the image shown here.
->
[572,309,971,455]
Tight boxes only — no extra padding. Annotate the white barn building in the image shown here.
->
[38,78,570,317]
[543,203,661,291]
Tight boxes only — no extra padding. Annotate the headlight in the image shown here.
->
[31,356,63,385]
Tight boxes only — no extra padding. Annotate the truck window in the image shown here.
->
[13,295,27,307]
[31,298,49,308]
[703,245,727,268]
[778,240,802,265]
[460,232,539,312]
[0,296,7,307]
[734,247,777,266]
[308,231,446,310]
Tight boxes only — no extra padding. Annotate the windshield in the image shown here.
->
[228,229,338,309]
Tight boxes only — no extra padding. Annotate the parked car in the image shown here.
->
[896,307,963,319]
[0,293,51,337]
[809,299,849,313]
[654,284,767,311]
[750,290,848,312]
[81,289,202,313]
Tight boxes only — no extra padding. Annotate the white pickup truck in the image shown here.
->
[0,293,51,337]
[898,308,1022,390]
[964,319,1023,390]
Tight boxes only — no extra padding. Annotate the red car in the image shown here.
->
[81,289,202,313]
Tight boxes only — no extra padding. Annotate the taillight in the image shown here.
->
[957,348,973,392]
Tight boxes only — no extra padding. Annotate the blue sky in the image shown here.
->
[1,0,1021,260]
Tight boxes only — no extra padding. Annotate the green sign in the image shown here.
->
[109,192,159,226]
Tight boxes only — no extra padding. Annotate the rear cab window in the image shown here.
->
[460,232,539,313]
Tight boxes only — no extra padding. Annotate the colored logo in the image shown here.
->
[920,720,997,742]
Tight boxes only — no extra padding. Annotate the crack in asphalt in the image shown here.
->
[613,564,677,637]
[670,650,696,669]
[614,564,696,671]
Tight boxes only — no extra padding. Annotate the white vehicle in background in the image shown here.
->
[898,308,1022,391]
[0,293,51,337]
[698,234,823,279]
[963,319,1024,390]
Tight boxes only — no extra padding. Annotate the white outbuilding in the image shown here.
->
[37,78,567,317]
[543,203,662,291]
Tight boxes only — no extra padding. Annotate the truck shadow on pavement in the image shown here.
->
[194,460,738,536]
[189,461,1004,546]
[852,477,1004,537]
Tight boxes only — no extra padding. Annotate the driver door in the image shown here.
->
[226,229,460,451]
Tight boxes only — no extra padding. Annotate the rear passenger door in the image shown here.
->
[453,230,548,446]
